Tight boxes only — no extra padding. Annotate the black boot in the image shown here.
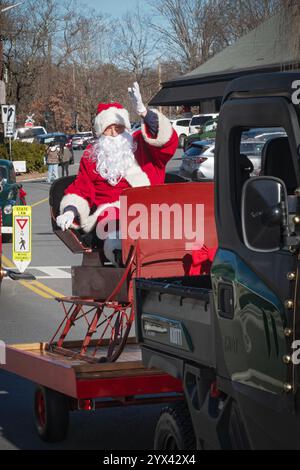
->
[113,249,124,267]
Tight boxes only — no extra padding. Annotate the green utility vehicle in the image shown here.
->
[135,72,300,450]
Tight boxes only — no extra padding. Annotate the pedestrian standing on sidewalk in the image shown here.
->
[59,144,71,178]
[46,143,60,183]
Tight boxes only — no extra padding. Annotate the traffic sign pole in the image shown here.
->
[2,106,16,156]
[9,136,12,161]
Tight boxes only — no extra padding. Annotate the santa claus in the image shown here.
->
[56,82,178,264]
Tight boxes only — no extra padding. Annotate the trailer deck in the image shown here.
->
[1,341,182,401]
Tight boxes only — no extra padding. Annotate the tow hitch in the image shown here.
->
[0,269,35,281]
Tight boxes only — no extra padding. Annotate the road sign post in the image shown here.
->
[13,206,32,273]
[2,105,16,160]
[9,135,12,161]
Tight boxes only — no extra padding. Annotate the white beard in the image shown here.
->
[92,132,135,186]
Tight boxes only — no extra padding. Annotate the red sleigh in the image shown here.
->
[48,175,217,363]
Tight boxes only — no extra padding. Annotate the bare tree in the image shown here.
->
[279,0,300,68]
[149,0,283,72]
[4,0,60,107]
[149,0,224,72]
[67,6,110,130]
[1,0,286,131]
[3,0,110,128]
[112,7,158,83]
[220,0,282,43]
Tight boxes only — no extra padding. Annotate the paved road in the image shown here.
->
[0,148,183,450]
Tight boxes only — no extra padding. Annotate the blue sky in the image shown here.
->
[83,0,152,18]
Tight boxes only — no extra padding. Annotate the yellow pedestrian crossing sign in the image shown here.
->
[13,206,32,273]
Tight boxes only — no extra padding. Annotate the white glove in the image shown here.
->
[56,211,74,231]
[128,82,147,115]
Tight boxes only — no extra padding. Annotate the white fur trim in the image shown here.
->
[60,193,90,226]
[94,107,131,136]
[81,200,121,233]
[141,109,173,147]
[124,157,151,187]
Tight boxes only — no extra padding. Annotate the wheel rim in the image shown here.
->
[36,390,46,429]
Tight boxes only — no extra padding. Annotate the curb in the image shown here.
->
[17,176,47,183]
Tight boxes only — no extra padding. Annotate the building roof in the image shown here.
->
[150,9,300,106]
[181,11,298,81]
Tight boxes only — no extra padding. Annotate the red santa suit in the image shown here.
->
[60,107,178,233]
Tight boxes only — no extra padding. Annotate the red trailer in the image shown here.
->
[2,341,183,442]
[0,180,217,442]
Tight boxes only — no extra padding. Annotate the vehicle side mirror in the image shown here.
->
[242,177,288,252]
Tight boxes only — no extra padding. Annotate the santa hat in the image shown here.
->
[94,102,131,137]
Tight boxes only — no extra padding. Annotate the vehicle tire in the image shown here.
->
[154,403,196,450]
[178,134,186,149]
[34,385,69,442]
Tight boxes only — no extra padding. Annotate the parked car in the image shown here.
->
[180,138,266,180]
[203,117,218,133]
[36,132,74,164]
[72,131,93,149]
[36,132,66,145]
[170,118,192,148]
[0,160,26,241]
[184,130,215,151]
[241,127,286,141]
[14,126,47,143]
[131,122,141,133]
[131,124,141,135]
[72,135,84,150]
[180,140,215,180]
[189,113,219,135]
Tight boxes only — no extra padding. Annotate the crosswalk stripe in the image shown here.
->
[30,266,71,279]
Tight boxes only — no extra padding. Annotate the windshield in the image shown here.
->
[17,127,46,139]
[0,166,8,180]
[76,133,92,138]
[191,116,213,126]
[205,118,217,126]
[41,135,67,145]
[176,120,190,127]
[240,141,265,156]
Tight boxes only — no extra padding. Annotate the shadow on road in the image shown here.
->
[0,370,161,450]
